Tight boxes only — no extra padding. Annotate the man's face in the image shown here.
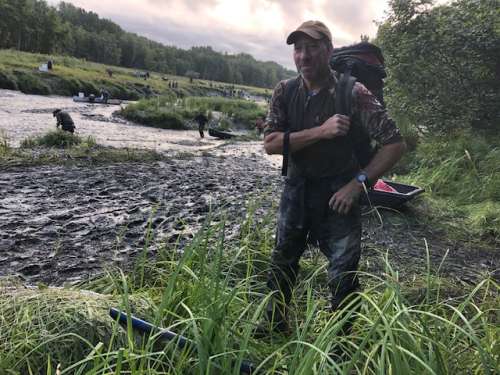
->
[293,35,332,82]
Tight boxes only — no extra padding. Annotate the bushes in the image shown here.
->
[0,71,18,90]
[121,96,266,130]
[14,70,51,95]
[377,0,500,135]
[120,98,187,130]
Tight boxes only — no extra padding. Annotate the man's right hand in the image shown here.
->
[319,114,350,139]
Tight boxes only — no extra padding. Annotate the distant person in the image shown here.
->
[194,112,208,138]
[255,115,266,135]
[53,109,75,133]
[100,88,110,103]
[106,68,113,77]
[47,60,53,70]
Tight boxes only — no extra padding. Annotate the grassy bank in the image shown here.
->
[0,203,498,374]
[120,95,267,130]
[0,49,271,100]
[0,130,164,167]
[397,132,500,241]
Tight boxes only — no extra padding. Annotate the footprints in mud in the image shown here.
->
[0,156,280,284]
[2,154,496,285]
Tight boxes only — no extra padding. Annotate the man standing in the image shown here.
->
[260,20,406,334]
[53,109,75,134]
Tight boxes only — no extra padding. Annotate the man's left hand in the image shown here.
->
[329,180,363,215]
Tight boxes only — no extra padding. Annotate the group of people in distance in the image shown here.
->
[50,21,406,345]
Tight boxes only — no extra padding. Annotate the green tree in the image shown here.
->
[377,0,500,134]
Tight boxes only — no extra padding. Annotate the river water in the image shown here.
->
[0,89,245,153]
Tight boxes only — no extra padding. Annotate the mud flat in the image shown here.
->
[1,152,496,286]
[0,90,497,286]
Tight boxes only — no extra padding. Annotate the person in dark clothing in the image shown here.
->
[255,115,266,135]
[47,60,53,70]
[100,88,110,104]
[194,112,208,138]
[257,20,406,336]
[53,109,75,133]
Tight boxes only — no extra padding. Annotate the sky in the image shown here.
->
[47,0,448,70]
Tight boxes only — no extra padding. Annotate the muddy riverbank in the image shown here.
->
[1,154,496,285]
[0,90,497,286]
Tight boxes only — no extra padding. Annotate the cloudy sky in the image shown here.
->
[47,0,447,70]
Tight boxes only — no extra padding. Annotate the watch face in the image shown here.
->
[357,173,367,183]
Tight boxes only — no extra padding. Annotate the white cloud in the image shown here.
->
[46,0,451,69]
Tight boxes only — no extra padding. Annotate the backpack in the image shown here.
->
[330,42,387,168]
[330,42,386,107]
[281,42,387,176]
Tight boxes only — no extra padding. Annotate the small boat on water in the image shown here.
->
[72,96,122,105]
[208,128,235,139]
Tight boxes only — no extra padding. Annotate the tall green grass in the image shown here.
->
[400,131,500,240]
[0,130,10,157]
[20,130,84,148]
[0,202,497,374]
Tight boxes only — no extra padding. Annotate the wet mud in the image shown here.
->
[0,155,280,284]
[0,90,497,286]
[1,154,496,286]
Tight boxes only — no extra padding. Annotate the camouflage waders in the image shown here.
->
[266,175,361,325]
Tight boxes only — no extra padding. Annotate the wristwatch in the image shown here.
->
[355,171,370,186]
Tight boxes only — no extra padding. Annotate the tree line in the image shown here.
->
[0,0,295,88]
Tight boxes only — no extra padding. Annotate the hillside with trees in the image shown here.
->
[0,0,295,88]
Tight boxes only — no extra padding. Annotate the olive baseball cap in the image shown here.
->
[286,20,332,45]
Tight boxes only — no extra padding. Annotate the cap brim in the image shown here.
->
[286,29,325,45]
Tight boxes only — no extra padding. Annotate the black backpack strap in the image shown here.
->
[281,77,300,177]
[335,71,357,116]
[282,131,290,176]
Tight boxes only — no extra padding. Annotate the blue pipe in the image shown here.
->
[109,308,256,374]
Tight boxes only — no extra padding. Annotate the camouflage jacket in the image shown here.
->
[264,70,402,178]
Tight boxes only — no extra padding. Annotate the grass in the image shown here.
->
[0,202,497,374]
[120,95,267,130]
[20,130,85,148]
[395,131,500,241]
[0,130,164,167]
[0,49,272,100]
